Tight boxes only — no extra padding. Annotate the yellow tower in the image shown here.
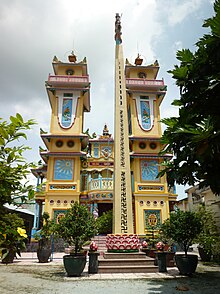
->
[125,55,176,235]
[38,53,90,221]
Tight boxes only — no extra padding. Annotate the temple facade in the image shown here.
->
[32,23,177,237]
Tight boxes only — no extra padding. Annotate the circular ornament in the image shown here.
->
[150,142,157,149]
[139,142,146,149]
[160,200,164,206]
[67,140,74,148]
[153,200,158,206]
[146,200,151,206]
[49,200,54,205]
[56,140,63,148]
[66,69,74,75]
[138,72,146,78]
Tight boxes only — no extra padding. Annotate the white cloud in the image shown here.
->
[167,0,203,26]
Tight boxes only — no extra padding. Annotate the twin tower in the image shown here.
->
[32,14,176,238]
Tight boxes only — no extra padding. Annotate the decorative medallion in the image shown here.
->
[67,140,74,147]
[146,200,151,206]
[56,140,63,148]
[101,146,112,159]
[53,159,74,180]
[144,210,161,230]
[141,160,159,181]
[139,200,144,206]
[53,210,66,223]
[66,69,74,75]
[138,72,146,78]
[150,142,157,149]
[139,142,146,149]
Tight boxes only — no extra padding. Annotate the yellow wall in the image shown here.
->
[134,195,170,235]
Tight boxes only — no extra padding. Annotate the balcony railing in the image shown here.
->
[88,178,113,191]
[126,78,165,90]
[47,75,90,87]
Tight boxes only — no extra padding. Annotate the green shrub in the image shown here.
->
[96,210,112,234]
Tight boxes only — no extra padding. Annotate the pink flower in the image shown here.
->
[90,241,98,251]
[156,241,165,251]
[142,241,148,248]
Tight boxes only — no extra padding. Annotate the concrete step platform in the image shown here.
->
[99,258,155,267]
[98,251,158,274]
[98,265,158,274]
[103,252,147,259]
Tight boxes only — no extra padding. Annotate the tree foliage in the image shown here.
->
[96,210,113,234]
[56,202,97,255]
[159,0,220,194]
[0,114,36,214]
[161,209,202,256]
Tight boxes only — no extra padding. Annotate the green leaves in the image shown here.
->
[57,202,97,255]
[159,1,220,195]
[161,210,202,256]
[0,114,36,213]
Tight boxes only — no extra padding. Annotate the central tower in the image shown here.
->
[113,14,134,234]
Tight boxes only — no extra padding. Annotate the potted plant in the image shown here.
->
[195,205,218,262]
[34,212,56,263]
[0,213,27,264]
[56,202,97,276]
[161,209,202,275]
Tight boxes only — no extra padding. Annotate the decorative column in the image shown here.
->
[113,13,134,234]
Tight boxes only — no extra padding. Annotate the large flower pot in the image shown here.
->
[63,254,86,277]
[198,247,212,262]
[175,254,198,276]
[37,248,52,263]
[1,249,15,264]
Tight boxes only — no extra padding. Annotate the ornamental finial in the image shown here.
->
[115,13,122,44]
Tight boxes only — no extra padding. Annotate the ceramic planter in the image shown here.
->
[175,254,198,275]
[198,246,212,262]
[63,254,86,277]
[37,248,52,263]
[1,249,15,264]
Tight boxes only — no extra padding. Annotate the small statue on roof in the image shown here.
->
[115,13,122,44]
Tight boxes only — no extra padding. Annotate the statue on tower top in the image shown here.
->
[115,13,122,45]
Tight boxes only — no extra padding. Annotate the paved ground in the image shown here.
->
[0,252,220,293]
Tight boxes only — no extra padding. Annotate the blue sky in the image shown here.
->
[0,0,215,199]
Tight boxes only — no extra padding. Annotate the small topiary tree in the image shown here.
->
[56,202,97,255]
[96,210,112,234]
[161,209,202,256]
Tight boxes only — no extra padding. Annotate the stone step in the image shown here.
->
[92,236,107,252]
[103,252,148,259]
[99,258,155,267]
[98,265,158,274]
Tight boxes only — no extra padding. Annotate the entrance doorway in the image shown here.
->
[98,203,113,217]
